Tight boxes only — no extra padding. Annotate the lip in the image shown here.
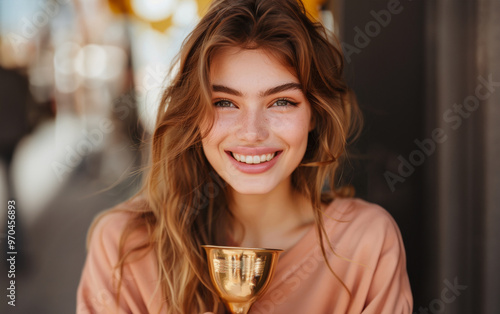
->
[225,150,282,174]
[225,146,281,155]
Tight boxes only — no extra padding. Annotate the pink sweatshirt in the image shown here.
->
[77,198,413,313]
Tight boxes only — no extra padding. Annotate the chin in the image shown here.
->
[228,180,276,195]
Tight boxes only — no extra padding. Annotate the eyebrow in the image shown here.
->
[211,82,302,97]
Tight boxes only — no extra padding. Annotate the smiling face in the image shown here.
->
[201,47,313,195]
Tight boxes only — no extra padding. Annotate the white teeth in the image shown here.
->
[231,152,277,164]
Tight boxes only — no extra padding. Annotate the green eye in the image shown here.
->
[272,98,298,107]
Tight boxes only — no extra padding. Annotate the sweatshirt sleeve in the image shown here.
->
[360,210,413,314]
[76,212,141,314]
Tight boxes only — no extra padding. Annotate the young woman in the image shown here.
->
[77,0,413,313]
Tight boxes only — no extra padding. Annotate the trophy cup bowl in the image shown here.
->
[202,245,283,314]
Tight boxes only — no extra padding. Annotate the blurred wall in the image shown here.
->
[341,0,427,308]
[342,0,500,313]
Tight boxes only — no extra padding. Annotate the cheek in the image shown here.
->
[203,121,225,146]
[201,115,235,170]
[270,112,311,147]
[200,122,218,160]
[201,113,227,147]
[201,134,221,173]
[201,131,220,155]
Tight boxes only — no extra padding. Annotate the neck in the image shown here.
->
[227,179,315,249]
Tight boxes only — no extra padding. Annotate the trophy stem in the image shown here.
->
[226,301,252,314]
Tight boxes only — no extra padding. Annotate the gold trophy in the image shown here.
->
[202,245,283,314]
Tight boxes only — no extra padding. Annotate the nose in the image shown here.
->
[235,108,269,142]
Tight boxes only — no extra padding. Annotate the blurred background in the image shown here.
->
[0,0,498,313]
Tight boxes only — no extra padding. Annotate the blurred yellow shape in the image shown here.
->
[149,17,173,33]
[107,0,133,14]
[107,0,325,32]
[302,0,326,20]
[107,0,173,32]
[195,0,326,20]
[196,0,212,17]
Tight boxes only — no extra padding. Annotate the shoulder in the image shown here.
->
[319,199,412,312]
[87,211,132,249]
[325,197,401,232]
[78,197,160,313]
[322,198,405,259]
[86,197,150,255]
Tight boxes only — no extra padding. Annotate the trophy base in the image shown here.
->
[226,301,252,314]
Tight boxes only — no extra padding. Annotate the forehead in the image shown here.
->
[209,47,299,87]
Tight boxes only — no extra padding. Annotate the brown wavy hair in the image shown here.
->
[103,0,362,312]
